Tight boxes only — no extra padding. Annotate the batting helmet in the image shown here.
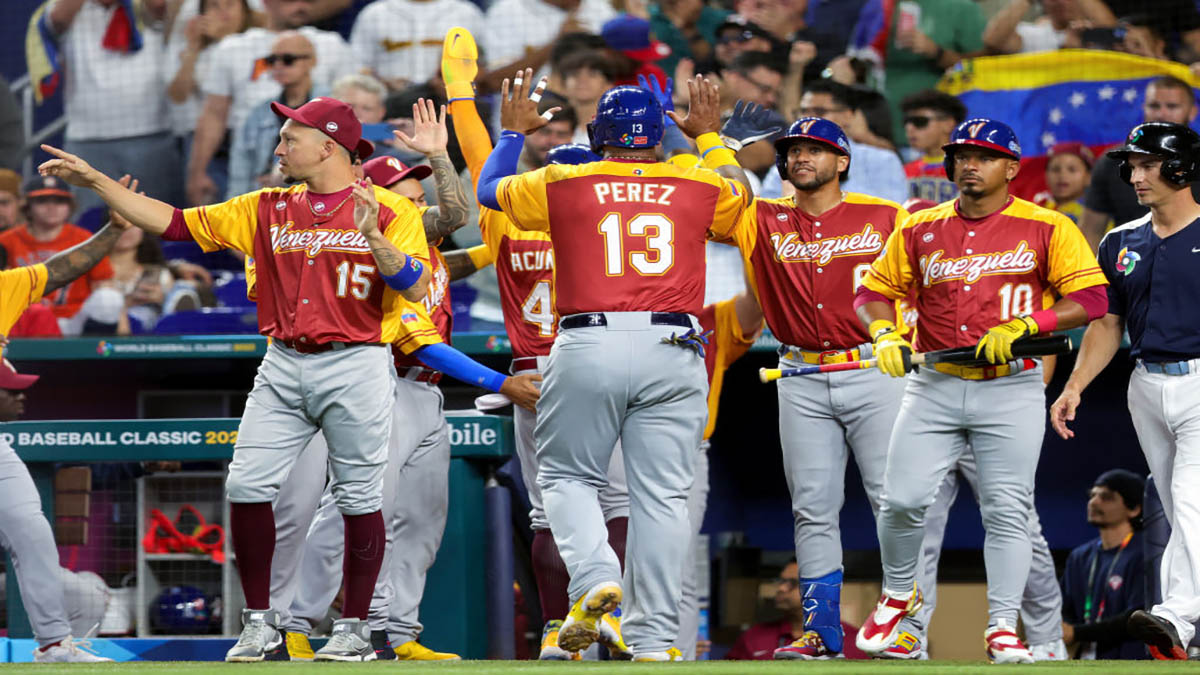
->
[773,118,851,182]
[546,143,602,166]
[586,86,664,155]
[1107,122,1200,186]
[152,586,213,634]
[942,118,1021,181]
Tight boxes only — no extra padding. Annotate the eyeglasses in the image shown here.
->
[798,106,847,117]
[740,74,778,95]
[264,53,311,66]
[772,577,800,590]
[904,114,947,129]
[717,30,758,45]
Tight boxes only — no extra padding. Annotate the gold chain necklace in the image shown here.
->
[306,189,354,219]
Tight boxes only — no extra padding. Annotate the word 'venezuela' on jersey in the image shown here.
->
[495,160,750,317]
[180,184,428,345]
[862,197,1107,353]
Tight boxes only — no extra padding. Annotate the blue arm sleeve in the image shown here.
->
[476,130,525,211]
[661,124,691,158]
[413,342,507,392]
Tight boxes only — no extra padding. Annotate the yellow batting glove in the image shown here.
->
[870,319,913,378]
[975,316,1039,364]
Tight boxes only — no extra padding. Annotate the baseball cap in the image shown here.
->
[0,359,39,390]
[1094,469,1145,512]
[23,175,73,200]
[1047,142,1095,169]
[601,14,671,63]
[362,156,432,189]
[0,169,20,198]
[271,97,375,160]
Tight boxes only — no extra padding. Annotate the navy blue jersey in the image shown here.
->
[1060,532,1147,660]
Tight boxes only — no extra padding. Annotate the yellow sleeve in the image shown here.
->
[244,256,258,302]
[181,191,260,254]
[0,264,48,334]
[496,169,550,232]
[479,208,508,256]
[707,177,752,240]
[1047,213,1107,295]
[447,98,494,189]
[714,297,757,368]
[862,219,915,300]
[380,192,431,262]
[466,244,494,270]
[712,202,759,251]
[392,302,444,355]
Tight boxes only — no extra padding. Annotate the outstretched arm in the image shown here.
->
[672,77,754,196]
[39,147,175,235]
[43,223,126,294]
[393,99,472,241]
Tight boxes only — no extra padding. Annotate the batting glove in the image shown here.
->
[661,328,712,358]
[720,100,784,152]
[871,320,913,378]
[975,316,1039,365]
[637,74,675,126]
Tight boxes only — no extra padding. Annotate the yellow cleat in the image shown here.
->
[597,608,633,660]
[539,620,581,660]
[393,640,461,661]
[557,582,622,653]
[285,631,315,661]
[441,27,478,100]
[634,647,683,661]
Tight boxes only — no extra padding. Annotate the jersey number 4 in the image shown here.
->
[522,280,554,337]
[598,213,674,276]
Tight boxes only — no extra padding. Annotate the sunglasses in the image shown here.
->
[264,53,310,66]
[717,30,759,45]
[904,114,947,129]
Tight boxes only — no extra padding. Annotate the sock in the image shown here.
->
[231,502,276,609]
[802,569,844,653]
[447,98,494,188]
[532,528,571,622]
[606,517,628,572]
[38,640,63,651]
[341,511,386,620]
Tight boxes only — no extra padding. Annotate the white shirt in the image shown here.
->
[162,0,212,136]
[60,1,168,141]
[350,0,487,87]
[483,0,615,71]
[202,26,357,134]
[1016,21,1067,53]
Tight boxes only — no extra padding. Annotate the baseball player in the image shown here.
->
[853,118,1108,662]
[442,31,635,660]
[0,207,132,663]
[1050,122,1200,661]
[39,96,432,662]
[703,116,909,660]
[476,70,751,660]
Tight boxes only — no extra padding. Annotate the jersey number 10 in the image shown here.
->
[997,282,1035,320]
[598,213,675,276]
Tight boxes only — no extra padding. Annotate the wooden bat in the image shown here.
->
[759,335,1073,383]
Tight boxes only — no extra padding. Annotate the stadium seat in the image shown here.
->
[450,281,475,332]
[213,273,253,308]
[160,241,246,272]
[153,308,258,335]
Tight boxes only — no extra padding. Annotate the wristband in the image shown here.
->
[1027,310,1056,333]
[381,255,424,291]
[869,319,897,341]
[697,132,738,169]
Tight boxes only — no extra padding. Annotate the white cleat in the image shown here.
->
[33,636,112,663]
[985,619,1035,664]
[1029,638,1067,661]
[314,618,377,662]
[225,609,283,662]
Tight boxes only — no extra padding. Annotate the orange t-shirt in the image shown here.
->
[0,224,113,318]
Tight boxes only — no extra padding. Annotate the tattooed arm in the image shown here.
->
[43,223,126,294]
[444,249,481,282]
[422,151,472,241]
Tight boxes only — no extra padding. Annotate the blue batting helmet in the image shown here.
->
[586,86,664,155]
[942,118,1021,180]
[546,144,602,165]
[773,117,851,182]
[152,586,213,634]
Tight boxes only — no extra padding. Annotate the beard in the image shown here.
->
[789,165,837,192]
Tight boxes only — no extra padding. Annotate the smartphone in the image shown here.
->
[1080,27,1125,49]
[360,123,396,143]
[897,1,921,33]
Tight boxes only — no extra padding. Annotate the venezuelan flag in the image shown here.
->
[25,1,60,104]
[938,50,1200,200]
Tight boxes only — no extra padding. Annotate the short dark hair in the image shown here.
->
[726,51,786,79]
[539,92,577,129]
[1147,75,1194,100]
[803,78,854,110]
[900,89,968,124]
[551,32,608,72]
[558,50,618,83]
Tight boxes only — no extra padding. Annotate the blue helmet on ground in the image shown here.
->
[546,143,602,165]
[152,586,213,634]
[942,118,1021,180]
[773,117,851,182]
[586,86,664,155]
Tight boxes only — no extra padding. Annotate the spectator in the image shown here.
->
[899,88,966,203]
[648,0,729,76]
[1035,143,1099,228]
[0,75,25,172]
[482,0,615,87]
[983,0,1117,54]
[558,50,618,144]
[0,171,21,233]
[227,32,323,198]
[349,0,486,92]
[1060,469,1147,660]
[0,177,114,331]
[165,0,258,194]
[109,224,201,331]
[47,0,180,216]
[693,15,778,75]
[185,0,356,206]
[726,560,866,660]
[1117,14,1168,61]
[600,14,671,88]
[735,0,841,80]
[720,51,785,112]
[337,73,424,165]
[1080,76,1200,250]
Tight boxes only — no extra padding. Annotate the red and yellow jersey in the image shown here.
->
[0,264,48,353]
[479,206,557,361]
[862,196,1107,352]
[698,298,758,441]
[496,160,751,316]
[904,155,958,204]
[719,193,907,350]
[394,246,453,367]
[181,184,428,345]
[0,224,112,318]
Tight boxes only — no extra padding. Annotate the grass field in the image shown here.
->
[2,661,1193,674]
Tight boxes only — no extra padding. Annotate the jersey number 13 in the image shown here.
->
[598,213,674,276]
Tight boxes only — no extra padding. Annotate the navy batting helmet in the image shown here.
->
[546,143,602,165]
[586,86,664,155]
[152,586,213,634]
[773,118,851,183]
[942,118,1021,181]
[1107,122,1200,186]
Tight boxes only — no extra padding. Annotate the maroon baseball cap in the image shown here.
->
[362,156,432,188]
[271,97,375,160]
[0,359,38,390]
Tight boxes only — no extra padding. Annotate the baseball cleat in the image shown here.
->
[393,640,461,661]
[597,607,633,660]
[225,609,283,662]
[1128,609,1188,660]
[774,630,839,660]
[314,619,377,662]
[539,620,578,660]
[441,27,478,100]
[557,581,622,653]
[1028,638,1067,661]
[633,647,682,661]
[855,585,923,655]
[984,619,1034,664]
[877,630,923,660]
[370,630,397,660]
[32,636,112,663]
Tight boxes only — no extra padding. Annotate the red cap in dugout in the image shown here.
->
[0,359,39,390]
[271,97,376,160]
[362,156,432,189]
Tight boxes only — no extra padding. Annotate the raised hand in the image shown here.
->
[499,68,559,135]
[720,100,783,151]
[38,144,101,188]
[666,75,722,140]
[637,74,674,125]
[393,98,449,157]
[352,178,381,236]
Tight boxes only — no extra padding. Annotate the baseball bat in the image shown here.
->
[759,335,1073,383]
